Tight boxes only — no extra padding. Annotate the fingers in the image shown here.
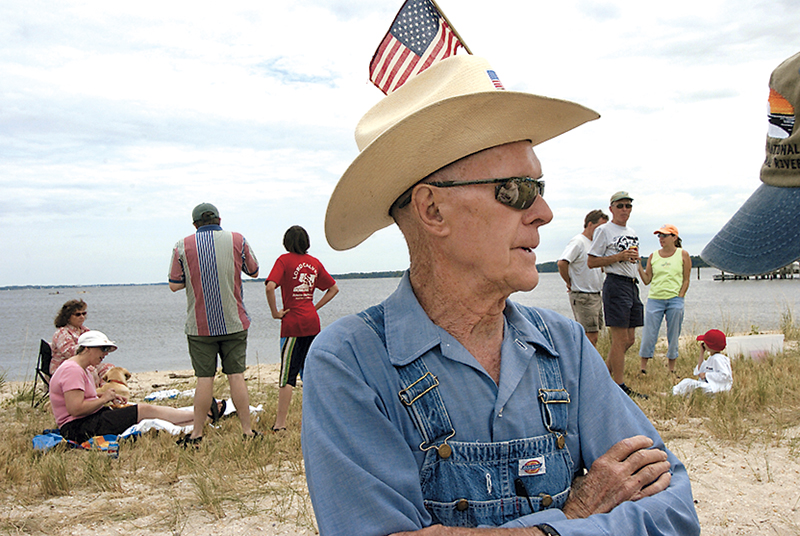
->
[566,436,672,518]
[631,469,672,501]
[604,435,654,462]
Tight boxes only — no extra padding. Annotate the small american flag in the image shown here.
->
[486,70,504,90]
[369,0,464,95]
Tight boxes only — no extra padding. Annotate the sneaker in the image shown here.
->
[619,383,649,400]
[640,369,647,375]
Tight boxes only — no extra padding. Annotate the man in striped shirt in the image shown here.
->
[169,202,261,443]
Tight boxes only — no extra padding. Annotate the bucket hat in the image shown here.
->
[325,55,600,251]
[77,331,118,352]
[701,51,800,275]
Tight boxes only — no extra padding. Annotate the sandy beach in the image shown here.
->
[2,363,800,535]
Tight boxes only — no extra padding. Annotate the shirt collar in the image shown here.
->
[383,272,559,367]
[196,224,222,232]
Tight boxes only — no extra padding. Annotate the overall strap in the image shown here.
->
[521,308,570,443]
[357,305,456,457]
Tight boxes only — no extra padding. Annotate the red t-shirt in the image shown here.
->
[266,253,336,337]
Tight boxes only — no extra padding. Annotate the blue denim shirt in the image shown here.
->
[302,273,699,536]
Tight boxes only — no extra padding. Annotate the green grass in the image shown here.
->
[0,367,314,534]
[3,317,800,534]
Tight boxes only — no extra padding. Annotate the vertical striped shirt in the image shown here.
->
[169,225,259,336]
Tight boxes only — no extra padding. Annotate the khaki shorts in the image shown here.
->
[569,291,604,333]
[187,330,248,377]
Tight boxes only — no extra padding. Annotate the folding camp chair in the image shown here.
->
[32,339,52,407]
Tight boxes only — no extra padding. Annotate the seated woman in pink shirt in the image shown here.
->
[49,330,209,443]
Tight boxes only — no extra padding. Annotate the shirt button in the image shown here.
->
[456,499,469,511]
[540,494,553,507]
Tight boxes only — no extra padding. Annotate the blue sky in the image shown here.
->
[2,0,799,286]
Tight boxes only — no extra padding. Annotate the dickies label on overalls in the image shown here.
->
[519,456,546,476]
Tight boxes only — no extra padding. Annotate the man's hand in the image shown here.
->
[562,435,671,519]
[618,248,640,264]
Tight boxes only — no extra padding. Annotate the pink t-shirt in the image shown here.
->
[49,360,99,427]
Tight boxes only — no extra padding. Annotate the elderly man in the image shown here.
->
[302,56,699,536]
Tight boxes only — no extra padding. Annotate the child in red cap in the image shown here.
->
[673,329,733,396]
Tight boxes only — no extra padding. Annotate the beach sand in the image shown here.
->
[3,364,800,535]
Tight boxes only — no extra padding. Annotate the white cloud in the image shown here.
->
[1,0,798,286]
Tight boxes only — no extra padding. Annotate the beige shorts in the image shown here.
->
[569,291,604,333]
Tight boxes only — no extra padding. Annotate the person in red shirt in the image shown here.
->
[265,226,339,431]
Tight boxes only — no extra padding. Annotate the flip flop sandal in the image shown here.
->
[176,435,202,448]
[207,398,226,423]
[243,430,264,440]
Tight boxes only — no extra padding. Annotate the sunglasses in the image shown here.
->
[99,346,114,353]
[614,203,633,209]
[426,176,545,210]
[73,311,88,317]
[657,233,675,238]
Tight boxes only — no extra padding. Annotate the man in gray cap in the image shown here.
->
[702,51,800,275]
[302,56,698,536]
[169,203,261,444]
[588,192,646,399]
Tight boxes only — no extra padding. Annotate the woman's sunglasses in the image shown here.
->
[73,311,88,317]
[426,176,545,210]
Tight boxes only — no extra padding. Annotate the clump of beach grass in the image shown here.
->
[780,304,800,341]
[0,366,315,535]
[622,329,800,445]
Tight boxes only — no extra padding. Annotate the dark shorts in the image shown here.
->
[187,330,248,377]
[59,405,139,443]
[279,335,315,387]
[603,273,644,328]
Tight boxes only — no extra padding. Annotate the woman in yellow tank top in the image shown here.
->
[637,224,692,373]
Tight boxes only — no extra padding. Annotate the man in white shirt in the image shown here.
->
[557,209,608,346]
[588,192,646,399]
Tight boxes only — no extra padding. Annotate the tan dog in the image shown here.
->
[96,367,132,406]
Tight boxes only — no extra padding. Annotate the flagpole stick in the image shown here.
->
[429,0,472,54]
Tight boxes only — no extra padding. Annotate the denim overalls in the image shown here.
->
[359,305,574,528]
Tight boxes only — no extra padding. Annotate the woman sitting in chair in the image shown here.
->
[51,299,113,387]
[49,330,210,443]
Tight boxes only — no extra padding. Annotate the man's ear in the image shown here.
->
[411,184,450,237]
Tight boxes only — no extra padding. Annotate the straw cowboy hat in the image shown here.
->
[325,55,600,251]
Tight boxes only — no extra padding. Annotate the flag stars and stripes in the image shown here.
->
[369,0,464,95]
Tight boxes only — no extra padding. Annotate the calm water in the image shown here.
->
[2,268,798,381]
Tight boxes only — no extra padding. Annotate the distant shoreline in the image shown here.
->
[0,258,720,290]
[0,271,406,291]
